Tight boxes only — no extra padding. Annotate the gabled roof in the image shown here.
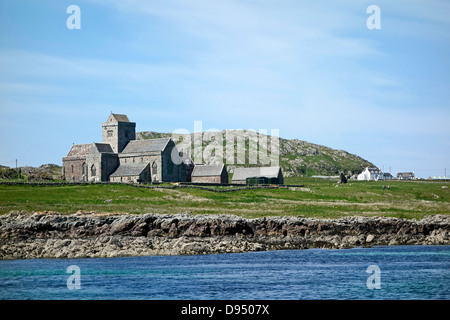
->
[397,172,414,177]
[90,143,114,153]
[121,138,170,154]
[192,164,225,177]
[107,113,130,123]
[110,163,149,177]
[66,143,115,157]
[232,166,281,181]
[66,144,91,157]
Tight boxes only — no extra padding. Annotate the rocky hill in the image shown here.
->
[0,164,62,181]
[137,131,375,177]
[1,134,374,180]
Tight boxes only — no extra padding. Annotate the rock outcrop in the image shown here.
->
[0,211,448,259]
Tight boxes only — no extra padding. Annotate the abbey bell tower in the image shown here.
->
[102,113,136,153]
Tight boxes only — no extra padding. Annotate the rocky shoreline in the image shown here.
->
[0,211,449,259]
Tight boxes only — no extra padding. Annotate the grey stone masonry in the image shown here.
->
[102,113,136,153]
[63,113,186,183]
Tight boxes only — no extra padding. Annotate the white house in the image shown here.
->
[357,167,384,181]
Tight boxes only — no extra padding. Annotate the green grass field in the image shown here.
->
[0,179,449,219]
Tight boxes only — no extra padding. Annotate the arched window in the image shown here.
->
[91,165,96,176]
[82,163,86,175]
[152,162,157,175]
[71,165,74,174]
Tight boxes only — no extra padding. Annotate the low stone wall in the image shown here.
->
[0,181,293,192]
[0,211,448,259]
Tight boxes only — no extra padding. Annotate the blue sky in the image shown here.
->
[0,0,449,178]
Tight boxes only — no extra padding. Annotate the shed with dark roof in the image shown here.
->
[231,166,283,184]
[191,164,228,184]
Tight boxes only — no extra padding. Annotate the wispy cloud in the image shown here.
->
[0,0,448,176]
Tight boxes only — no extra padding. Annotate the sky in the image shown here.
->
[0,0,449,178]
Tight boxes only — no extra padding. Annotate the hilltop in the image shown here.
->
[137,131,375,177]
[0,164,62,181]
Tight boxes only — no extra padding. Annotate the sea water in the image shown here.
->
[0,245,448,300]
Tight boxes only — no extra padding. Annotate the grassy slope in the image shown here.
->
[0,179,449,219]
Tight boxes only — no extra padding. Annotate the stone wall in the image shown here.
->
[100,153,120,182]
[111,175,140,183]
[62,157,86,182]
[102,121,136,153]
[161,140,185,182]
[192,176,222,184]
[221,168,229,184]
[119,154,161,182]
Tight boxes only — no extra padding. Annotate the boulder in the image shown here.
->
[365,234,375,243]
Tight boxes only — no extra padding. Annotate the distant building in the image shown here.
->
[191,164,228,184]
[231,166,284,184]
[397,172,415,180]
[383,172,394,180]
[427,176,447,180]
[357,167,384,181]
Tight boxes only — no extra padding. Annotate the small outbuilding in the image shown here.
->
[191,164,228,184]
[231,166,284,185]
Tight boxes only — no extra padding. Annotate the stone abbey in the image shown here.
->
[62,113,187,183]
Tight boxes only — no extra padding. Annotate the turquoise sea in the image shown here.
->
[0,245,449,300]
